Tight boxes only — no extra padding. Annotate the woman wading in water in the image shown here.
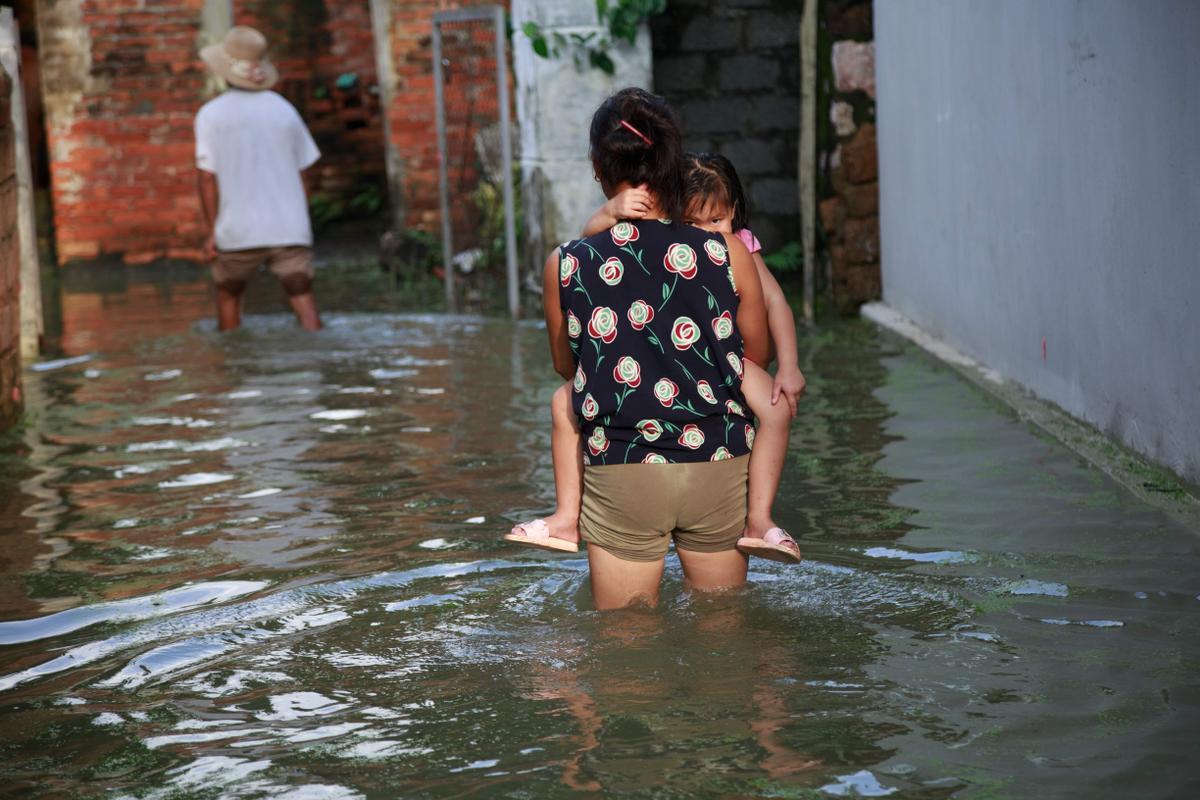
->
[522,87,769,609]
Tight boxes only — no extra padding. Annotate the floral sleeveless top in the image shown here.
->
[559,219,753,465]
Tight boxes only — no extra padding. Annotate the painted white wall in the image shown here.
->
[874,0,1200,483]
[511,0,652,279]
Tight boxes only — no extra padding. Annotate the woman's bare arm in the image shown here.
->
[754,253,805,414]
[724,233,769,367]
[543,250,576,381]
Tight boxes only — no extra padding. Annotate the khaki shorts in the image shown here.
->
[580,455,749,562]
[213,246,314,286]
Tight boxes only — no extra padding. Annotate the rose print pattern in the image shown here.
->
[560,252,579,287]
[636,418,663,441]
[663,243,698,279]
[588,426,610,456]
[558,220,751,463]
[587,306,618,343]
[704,239,727,266]
[654,378,679,407]
[744,424,755,451]
[727,352,744,378]
[580,393,599,421]
[677,424,705,450]
[613,356,641,388]
[627,299,654,330]
[600,257,624,286]
[611,221,639,247]
[711,311,734,340]
[671,316,701,350]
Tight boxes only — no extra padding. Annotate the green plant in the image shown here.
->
[522,0,667,75]
[763,241,804,273]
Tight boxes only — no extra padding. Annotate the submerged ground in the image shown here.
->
[0,265,1197,798]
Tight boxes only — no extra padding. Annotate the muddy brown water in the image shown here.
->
[0,269,1198,798]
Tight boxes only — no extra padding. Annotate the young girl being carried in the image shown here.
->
[506,152,805,562]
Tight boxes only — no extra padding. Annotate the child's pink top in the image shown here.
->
[734,228,761,254]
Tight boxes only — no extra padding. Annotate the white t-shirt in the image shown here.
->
[195,90,321,251]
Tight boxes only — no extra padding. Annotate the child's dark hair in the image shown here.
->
[683,152,751,232]
[589,87,685,220]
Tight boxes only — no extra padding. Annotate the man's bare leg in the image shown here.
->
[216,283,244,331]
[287,292,322,331]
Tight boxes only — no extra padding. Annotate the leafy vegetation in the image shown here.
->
[521,0,667,74]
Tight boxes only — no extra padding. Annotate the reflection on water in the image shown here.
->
[1,267,1198,798]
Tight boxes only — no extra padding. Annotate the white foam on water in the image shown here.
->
[113,518,140,529]
[239,488,282,499]
[464,516,486,524]
[402,426,432,433]
[1005,579,1069,597]
[310,409,368,421]
[820,770,897,796]
[84,368,102,378]
[113,459,191,479]
[159,472,235,489]
[226,389,263,399]
[416,387,445,395]
[0,580,267,646]
[126,440,184,452]
[320,424,349,433]
[1040,618,1124,628]
[31,354,94,372]
[337,386,377,394]
[256,691,348,722]
[368,368,418,380]
[93,712,124,726]
[184,437,249,452]
[130,547,174,562]
[145,369,182,381]
[173,393,199,402]
[418,539,453,550]
[133,416,214,428]
[863,547,969,564]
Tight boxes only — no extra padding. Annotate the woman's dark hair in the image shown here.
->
[589,87,685,220]
[682,152,751,232]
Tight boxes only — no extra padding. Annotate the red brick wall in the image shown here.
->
[36,0,507,264]
[0,68,22,426]
[387,0,509,232]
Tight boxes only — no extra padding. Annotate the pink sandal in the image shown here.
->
[736,527,802,564]
[503,519,580,553]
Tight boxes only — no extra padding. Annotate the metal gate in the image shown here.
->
[432,6,518,316]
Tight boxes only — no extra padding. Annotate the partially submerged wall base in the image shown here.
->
[861,302,1200,519]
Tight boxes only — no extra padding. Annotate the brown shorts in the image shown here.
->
[213,246,313,286]
[580,455,749,562]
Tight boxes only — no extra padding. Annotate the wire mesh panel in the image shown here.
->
[433,6,518,315]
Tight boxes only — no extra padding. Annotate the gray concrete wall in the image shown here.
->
[512,0,652,279]
[874,0,1200,484]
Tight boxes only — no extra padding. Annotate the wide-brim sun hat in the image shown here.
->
[200,26,279,90]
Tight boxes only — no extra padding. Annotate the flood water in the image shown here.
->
[1,267,1198,799]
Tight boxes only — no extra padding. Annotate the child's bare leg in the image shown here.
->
[546,382,583,542]
[740,361,791,539]
[512,381,582,543]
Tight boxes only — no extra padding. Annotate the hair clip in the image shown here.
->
[620,119,653,146]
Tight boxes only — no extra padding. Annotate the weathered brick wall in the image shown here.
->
[38,0,210,264]
[386,0,508,232]
[652,0,801,253]
[819,0,879,313]
[0,68,22,427]
[35,0,505,263]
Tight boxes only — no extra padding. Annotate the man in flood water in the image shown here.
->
[195,26,323,331]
